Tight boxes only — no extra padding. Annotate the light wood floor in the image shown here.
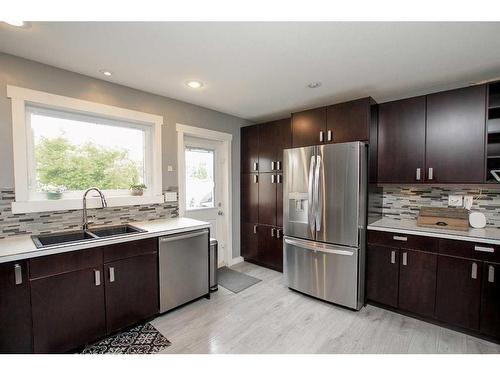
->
[151,262,500,354]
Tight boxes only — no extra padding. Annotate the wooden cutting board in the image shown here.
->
[417,206,469,231]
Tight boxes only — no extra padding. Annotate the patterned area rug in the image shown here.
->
[81,322,171,354]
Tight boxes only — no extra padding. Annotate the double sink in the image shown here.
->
[32,224,146,249]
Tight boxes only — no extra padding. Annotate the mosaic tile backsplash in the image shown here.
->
[382,186,500,228]
[0,188,178,239]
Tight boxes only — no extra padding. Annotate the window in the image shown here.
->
[185,147,215,210]
[7,86,163,213]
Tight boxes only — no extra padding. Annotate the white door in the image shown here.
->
[183,136,226,266]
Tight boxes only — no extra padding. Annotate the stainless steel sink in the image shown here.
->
[31,224,146,248]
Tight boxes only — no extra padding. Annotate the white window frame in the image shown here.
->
[7,85,164,214]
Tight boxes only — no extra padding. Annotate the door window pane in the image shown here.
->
[185,147,215,210]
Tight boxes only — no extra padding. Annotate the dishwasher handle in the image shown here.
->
[159,230,209,243]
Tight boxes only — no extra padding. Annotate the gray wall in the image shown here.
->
[0,52,249,257]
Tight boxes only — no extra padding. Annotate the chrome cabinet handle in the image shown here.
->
[14,264,22,285]
[271,228,276,238]
[276,161,281,171]
[391,250,396,264]
[276,229,282,239]
[253,175,258,184]
[327,130,332,142]
[319,131,324,143]
[271,174,276,184]
[109,267,115,283]
[271,161,276,170]
[277,174,282,184]
[428,167,433,180]
[253,162,258,171]
[488,265,495,283]
[94,269,101,286]
[416,168,421,181]
[253,224,258,234]
[393,235,407,242]
[474,245,494,253]
[402,252,408,266]
[471,262,478,280]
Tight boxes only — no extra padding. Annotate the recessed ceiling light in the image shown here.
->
[99,69,112,77]
[3,21,28,28]
[186,80,203,89]
[307,82,322,89]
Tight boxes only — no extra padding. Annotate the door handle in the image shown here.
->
[276,161,281,171]
[416,168,421,181]
[276,229,281,239]
[488,265,495,283]
[217,210,224,216]
[284,237,355,256]
[271,174,276,184]
[253,225,258,234]
[390,250,396,264]
[327,130,332,142]
[94,269,101,286]
[428,167,433,180]
[319,131,324,143]
[160,230,209,242]
[314,155,322,232]
[271,228,276,238]
[14,263,22,285]
[253,175,258,184]
[277,174,282,184]
[393,235,407,242]
[271,161,276,171]
[307,155,316,233]
[402,252,408,266]
[109,267,115,283]
[471,262,478,280]
[253,162,258,171]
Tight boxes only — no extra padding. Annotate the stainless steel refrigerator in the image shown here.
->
[283,142,367,310]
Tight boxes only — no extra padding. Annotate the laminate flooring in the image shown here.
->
[151,262,500,354]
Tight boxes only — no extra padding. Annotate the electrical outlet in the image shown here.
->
[463,196,474,210]
[167,165,174,172]
[448,195,463,207]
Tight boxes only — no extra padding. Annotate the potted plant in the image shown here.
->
[130,183,147,196]
[41,184,67,200]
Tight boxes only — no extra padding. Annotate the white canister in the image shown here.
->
[469,212,487,229]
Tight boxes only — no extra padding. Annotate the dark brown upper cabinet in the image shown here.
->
[241,125,259,173]
[377,96,426,183]
[258,118,291,172]
[291,107,327,148]
[0,261,33,353]
[326,97,373,143]
[425,85,487,183]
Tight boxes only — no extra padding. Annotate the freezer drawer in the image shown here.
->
[159,229,209,313]
[284,236,361,309]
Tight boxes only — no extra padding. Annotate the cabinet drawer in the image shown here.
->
[30,248,102,279]
[103,238,158,263]
[439,239,500,262]
[367,231,438,252]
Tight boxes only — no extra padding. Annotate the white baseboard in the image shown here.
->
[228,256,244,266]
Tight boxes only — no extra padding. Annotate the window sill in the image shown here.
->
[11,195,165,214]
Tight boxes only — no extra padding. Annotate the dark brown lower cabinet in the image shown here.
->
[241,222,259,261]
[257,225,283,272]
[366,245,399,307]
[480,262,500,338]
[398,250,437,318]
[0,261,33,353]
[104,253,158,334]
[31,267,106,353]
[435,255,482,331]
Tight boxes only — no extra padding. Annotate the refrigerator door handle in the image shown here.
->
[314,155,322,232]
[284,237,355,256]
[307,155,316,233]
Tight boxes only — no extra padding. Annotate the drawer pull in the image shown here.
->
[253,162,258,171]
[390,250,396,264]
[402,252,408,266]
[271,161,276,171]
[416,168,421,181]
[109,267,115,283]
[94,269,101,286]
[471,262,478,280]
[253,175,258,184]
[393,235,407,242]
[14,264,22,285]
[474,245,494,253]
[253,225,258,234]
[488,265,495,283]
[276,161,281,171]
[271,228,276,238]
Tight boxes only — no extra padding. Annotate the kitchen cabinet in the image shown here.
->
[480,262,500,338]
[241,222,259,261]
[241,173,259,223]
[398,249,437,317]
[241,125,260,173]
[366,244,400,307]
[425,85,486,183]
[435,255,482,331]
[291,107,327,147]
[377,96,426,183]
[326,97,372,143]
[104,253,158,334]
[0,261,33,353]
[258,225,283,272]
[258,118,291,172]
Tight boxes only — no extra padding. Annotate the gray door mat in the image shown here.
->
[217,266,261,293]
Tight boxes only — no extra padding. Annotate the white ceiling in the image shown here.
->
[1,22,500,122]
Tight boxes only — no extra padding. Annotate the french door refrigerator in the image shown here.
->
[283,142,367,310]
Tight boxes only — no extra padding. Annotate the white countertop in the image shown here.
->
[368,217,500,245]
[0,217,210,264]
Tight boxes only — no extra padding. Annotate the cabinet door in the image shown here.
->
[435,255,482,330]
[259,118,292,173]
[398,249,437,317]
[241,222,259,261]
[105,253,158,334]
[378,97,426,183]
[258,225,283,272]
[426,85,486,183]
[292,107,327,147]
[326,97,370,143]
[241,125,260,173]
[0,261,32,353]
[31,267,106,353]
[258,173,277,226]
[366,245,399,307]
[480,262,500,338]
[241,174,259,223]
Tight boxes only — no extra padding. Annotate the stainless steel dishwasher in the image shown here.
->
[159,229,209,313]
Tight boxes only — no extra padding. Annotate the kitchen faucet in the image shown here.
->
[82,187,107,231]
